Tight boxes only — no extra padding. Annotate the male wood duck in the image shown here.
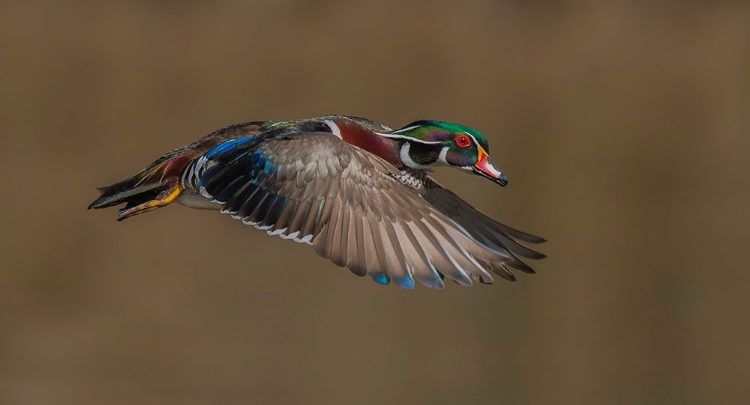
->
[89,116,545,289]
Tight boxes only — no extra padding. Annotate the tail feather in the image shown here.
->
[88,156,189,219]
[89,121,269,219]
[89,182,168,210]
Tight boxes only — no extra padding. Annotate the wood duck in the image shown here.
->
[89,116,545,289]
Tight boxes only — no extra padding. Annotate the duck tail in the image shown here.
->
[88,154,192,221]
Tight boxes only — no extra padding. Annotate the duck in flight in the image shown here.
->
[89,116,545,289]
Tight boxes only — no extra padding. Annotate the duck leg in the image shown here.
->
[117,183,184,221]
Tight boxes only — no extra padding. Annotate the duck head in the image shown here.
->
[378,120,508,187]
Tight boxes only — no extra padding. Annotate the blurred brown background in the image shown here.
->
[1,1,749,404]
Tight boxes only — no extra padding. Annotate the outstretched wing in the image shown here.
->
[189,131,519,289]
[410,171,546,274]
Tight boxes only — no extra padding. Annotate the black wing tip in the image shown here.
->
[508,263,536,275]
[501,225,547,244]
[505,232,547,258]
[520,250,547,260]
[498,269,518,282]
[500,239,547,260]
[517,233,547,244]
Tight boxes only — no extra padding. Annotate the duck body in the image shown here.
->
[89,115,545,289]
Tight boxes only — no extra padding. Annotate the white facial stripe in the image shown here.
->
[463,131,482,148]
[375,131,443,145]
[393,125,421,133]
[437,147,449,165]
[381,129,485,149]
[323,119,342,139]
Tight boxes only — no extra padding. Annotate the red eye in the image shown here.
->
[456,135,471,148]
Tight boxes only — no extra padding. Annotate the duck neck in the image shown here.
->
[335,119,402,167]
[396,141,445,169]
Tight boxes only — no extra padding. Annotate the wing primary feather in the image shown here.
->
[380,219,413,289]
[321,199,344,264]
[427,221,497,283]
[314,180,339,235]
[409,220,457,284]
[435,200,545,260]
[416,219,473,286]
[401,222,444,289]
[344,206,365,276]
[329,198,350,267]
[461,214,546,259]
[300,198,324,240]
[365,212,389,285]
[455,243,495,283]
[348,206,368,277]
[286,200,311,240]
[504,253,536,274]
[490,263,517,281]
[495,223,546,244]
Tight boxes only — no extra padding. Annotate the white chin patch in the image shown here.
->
[437,146,449,164]
[400,143,429,169]
[323,119,342,139]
